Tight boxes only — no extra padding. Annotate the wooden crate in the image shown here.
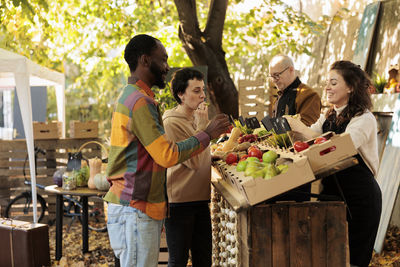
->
[0,138,102,220]
[33,121,62,140]
[211,189,349,267]
[70,121,98,138]
[238,79,267,121]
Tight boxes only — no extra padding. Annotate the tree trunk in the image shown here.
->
[174,0,238,118]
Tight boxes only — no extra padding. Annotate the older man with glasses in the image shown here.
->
[267,54,321,203]
[268,54,321,126]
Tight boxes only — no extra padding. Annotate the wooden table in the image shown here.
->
[44,185,106,260]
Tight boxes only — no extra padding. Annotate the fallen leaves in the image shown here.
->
[48,219,115,267]
[370,225,400,267]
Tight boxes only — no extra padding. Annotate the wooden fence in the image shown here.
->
[0,138,102,220]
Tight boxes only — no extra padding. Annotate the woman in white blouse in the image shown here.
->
[285,60,382,267]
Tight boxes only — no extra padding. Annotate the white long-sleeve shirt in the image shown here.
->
[310,105,379,177]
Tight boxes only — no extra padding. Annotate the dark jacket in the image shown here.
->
[273,77,321,126]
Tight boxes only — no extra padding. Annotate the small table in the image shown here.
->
[45,185,106,260]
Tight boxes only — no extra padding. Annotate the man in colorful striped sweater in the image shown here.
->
[104,34,229,267]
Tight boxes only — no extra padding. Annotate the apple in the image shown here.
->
[293,141,309,152]
[248,147,262,159]
[225,153,238,165]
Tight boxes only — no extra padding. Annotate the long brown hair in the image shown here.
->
[326,60,373,125]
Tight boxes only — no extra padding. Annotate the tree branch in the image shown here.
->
[204,0,228,49]
[174,0,201,40]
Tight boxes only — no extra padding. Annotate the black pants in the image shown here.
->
[321,164,382,267]
[165,203,212,267]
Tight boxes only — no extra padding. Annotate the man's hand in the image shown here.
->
[204,114,230,140]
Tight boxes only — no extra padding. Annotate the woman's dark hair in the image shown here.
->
[326,60,373,125]
[171,68,204,104]
[124,34,160,72]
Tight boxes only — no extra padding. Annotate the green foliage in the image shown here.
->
[0,0,327,138]
[372,72,387,94]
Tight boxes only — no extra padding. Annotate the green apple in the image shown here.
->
[236,160,248,172]
[262,150,278,164]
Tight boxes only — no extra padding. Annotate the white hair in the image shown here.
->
[269,54,294,68]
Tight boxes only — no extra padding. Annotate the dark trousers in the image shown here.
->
[321,164,382,267]
[165,203,212,267]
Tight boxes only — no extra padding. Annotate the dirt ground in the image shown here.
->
[48,221,400,267]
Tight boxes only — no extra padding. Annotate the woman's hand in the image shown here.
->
[283,115,319,140]
[194,102,209,131]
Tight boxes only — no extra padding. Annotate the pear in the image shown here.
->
[245,165,262,177]
[263,163,279,180]
[236,160,248,172]
[252,168,266,178]
[276,164,289,174]
[262,150,278,164]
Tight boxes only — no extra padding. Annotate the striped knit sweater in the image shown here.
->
[104,80,210,220]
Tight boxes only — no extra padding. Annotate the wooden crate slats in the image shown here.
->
[326,204,348,267]
[310,204,327,267]
[271,204,290,267]
[289,205,312,267]
[0,138,103,218]
[249,205,273,267]
[238,78,267,121]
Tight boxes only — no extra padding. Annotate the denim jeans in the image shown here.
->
[165,203,212,267]
[107,203,163,267]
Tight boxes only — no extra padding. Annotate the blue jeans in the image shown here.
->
[165,203,212,267]
[107,203,163,267]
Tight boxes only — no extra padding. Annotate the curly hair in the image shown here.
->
[326,60,373,126]
[171,68,204,104]
[124,34,160,72]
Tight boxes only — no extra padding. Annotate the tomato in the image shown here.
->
[248,148,263,159]
[293,141,309,152]
[314,137,327,144]
[225,153,238,165]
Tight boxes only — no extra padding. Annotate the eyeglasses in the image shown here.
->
[268,66,289,80]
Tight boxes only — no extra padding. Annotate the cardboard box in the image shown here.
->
[297,132,358,173]
[33,121,61,139]
[70,121,98,138]
[0,218,50,267]
[215,149,315,206]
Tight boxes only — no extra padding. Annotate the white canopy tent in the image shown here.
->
[0,48,65,223]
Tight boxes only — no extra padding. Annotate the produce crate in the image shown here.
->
[296,132,357,173]
[215,148,315,206]
[69,121,98,138]
[33,121,62,140]
[211,189,349,267]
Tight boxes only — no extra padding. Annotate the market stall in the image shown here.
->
[209,122,361,266]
